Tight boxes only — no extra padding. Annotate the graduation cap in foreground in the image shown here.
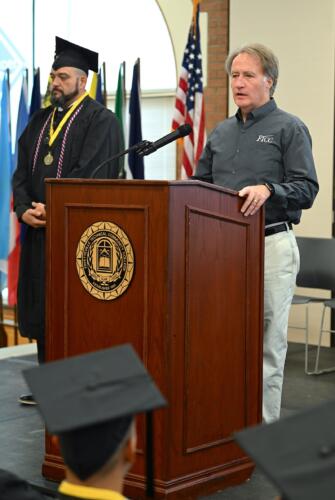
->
[235,399,335,500]
[23,344,166,496]
[52,36,99,74]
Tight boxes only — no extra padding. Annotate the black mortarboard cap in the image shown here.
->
[235,399,335,500]
[23,344,166,493]
[52,36,99,74]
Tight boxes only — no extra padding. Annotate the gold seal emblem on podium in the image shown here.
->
[76,221,134,300]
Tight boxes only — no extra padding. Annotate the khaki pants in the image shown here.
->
[263,229,300,423]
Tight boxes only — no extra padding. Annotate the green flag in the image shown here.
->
[115,62,126,178]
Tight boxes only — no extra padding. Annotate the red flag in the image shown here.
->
[172,0,206,178]
[7,197,21,306]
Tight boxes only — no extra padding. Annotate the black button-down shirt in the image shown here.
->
[195,99,319,225]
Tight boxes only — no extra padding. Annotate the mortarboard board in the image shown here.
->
[52,36,99,74]
[235,399,335,500]
[23,344,166,494]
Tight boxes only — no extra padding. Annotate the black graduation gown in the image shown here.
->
[0,469,47,499]
[12,96,122,342]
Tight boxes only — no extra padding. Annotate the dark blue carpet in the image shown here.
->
[0,343,334,499]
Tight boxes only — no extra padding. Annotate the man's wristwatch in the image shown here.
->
[264,182,275,197]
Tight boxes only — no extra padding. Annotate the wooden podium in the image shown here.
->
[44,179,264,498]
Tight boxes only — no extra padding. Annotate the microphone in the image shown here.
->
[89,124,192,178]
[90,140,152,179]
[139,124,192,156]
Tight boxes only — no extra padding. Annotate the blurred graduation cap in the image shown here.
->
[52,36,99,74]
[23,344,166,497]
[235,399,335,500]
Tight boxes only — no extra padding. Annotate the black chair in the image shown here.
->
[291,237,335,375]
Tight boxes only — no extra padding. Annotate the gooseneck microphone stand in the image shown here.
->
[90,140,154,179]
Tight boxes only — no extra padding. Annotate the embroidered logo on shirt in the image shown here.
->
[256,134,274,143]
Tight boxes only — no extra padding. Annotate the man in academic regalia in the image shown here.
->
[13,38,122,404]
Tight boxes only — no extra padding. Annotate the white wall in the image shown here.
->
[157,0,208,86]
[229,0,335,344]
[229,0,335,237]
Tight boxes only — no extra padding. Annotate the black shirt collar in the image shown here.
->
[236,98,277,123]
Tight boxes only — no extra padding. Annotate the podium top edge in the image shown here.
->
[44,178,238,196]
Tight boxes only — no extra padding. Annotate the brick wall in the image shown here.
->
[202,0,230,132]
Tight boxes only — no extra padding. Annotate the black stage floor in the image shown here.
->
[1,343,335,499]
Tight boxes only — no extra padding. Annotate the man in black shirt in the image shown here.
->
[195,43,318,422]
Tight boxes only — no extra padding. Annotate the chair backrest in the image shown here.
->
[296,237,335,291]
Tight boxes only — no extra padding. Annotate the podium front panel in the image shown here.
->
[45,179,263,498]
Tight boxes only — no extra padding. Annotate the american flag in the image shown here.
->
[172,1,206,178]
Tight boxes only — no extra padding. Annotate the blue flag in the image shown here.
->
[128,59,144,179]
[0,72,12,288]
[115,62,126,178]
[29,67,41,119]
[14,74,29,245]
[13,74,28,173]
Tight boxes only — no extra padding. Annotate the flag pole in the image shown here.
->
[122,61,126,141]
[25,68,29,90]
[32,0,35,74]
[102,62,107,107]
[137,57,140,87]
[193,0,201,32]
[6,69,11,139]
[122,61,126,102]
